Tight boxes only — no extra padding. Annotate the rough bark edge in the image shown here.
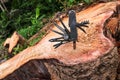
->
[44,47,119,80]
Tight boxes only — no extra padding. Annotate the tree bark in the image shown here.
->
[45,48,119,80]
[0,1,120,80]
[2,60,51,80]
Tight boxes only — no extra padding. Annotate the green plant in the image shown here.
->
[0,11,12,42]
[83,0,93,4]
[12,44,28,55]
[56,0,80,10]
[0,0,82,42]
[29,31,45,46]
[0,45,9,61]
[18,6,45,39]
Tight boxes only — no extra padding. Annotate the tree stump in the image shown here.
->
[0,1,120,80]
[45,49,119,80]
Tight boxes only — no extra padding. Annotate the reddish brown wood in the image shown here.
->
[4,31,19,53]
[0,1,120,80]
[4,31,28,53]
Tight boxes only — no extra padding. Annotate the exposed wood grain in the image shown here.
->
[4,31,28,53]
[0,1,120,79]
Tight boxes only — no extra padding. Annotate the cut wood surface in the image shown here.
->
[4,31,19,53]
[4,31,28,53]
[0,1,120,79]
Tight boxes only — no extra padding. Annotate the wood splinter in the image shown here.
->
[4,31,28,53]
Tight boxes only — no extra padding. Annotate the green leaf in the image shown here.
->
[38,14,45,20]
[48,0,52,3]
[69,0,74,3]
[84,0,91,4]
[36,7,40,19]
